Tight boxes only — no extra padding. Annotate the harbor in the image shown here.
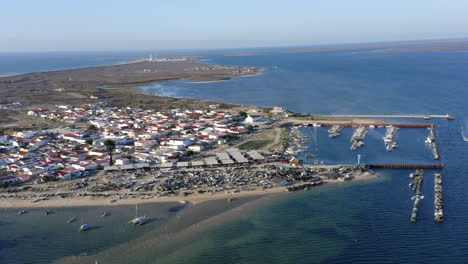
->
[295,121,445,163]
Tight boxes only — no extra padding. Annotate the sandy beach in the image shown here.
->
[0,172,379,209]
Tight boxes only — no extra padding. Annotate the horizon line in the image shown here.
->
[1,36,467,54]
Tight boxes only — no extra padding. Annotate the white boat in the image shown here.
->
[129,204,148,225]
[129,216,148,225]
[80,224,91,231]
[101,211,110,217]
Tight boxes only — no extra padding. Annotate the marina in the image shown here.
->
[298,122,444,162]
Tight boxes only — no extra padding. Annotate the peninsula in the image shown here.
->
[0,58,260,129]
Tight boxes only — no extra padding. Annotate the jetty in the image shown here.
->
[434,173,443,222]
[368,164,443,169]
[302,122,434,129]
[409,170,424,222]
[322,114,454,120]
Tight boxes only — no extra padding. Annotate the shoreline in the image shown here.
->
[183,72,262,84]
[0,172,379,209]
[0,59,141,80]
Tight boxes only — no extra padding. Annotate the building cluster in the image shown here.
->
[0,103,251,186]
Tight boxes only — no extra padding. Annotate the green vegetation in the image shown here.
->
[226,134,240,143]
[184,150,195,157]
[239,139,271,150]
[104,139,116,166]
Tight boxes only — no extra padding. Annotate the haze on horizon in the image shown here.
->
[2,0,468,52]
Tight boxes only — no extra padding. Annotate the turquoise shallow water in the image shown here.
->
[2,47,468,263]
[135,49,468,263]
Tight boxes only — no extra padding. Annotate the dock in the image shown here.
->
[434,173,443,222]
[409,170,424,222]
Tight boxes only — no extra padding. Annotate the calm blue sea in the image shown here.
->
[1,46,468,263]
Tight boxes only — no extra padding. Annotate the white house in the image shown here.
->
[244,115,263,124]
[188,145,205,152]
[271,106,286,114]
[135,140,159,148]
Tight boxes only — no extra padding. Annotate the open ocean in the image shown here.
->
[1,46,468,263]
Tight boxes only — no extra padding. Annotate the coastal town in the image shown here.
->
[0,102,373,206]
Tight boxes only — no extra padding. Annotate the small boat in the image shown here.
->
[101,212,110,217]
[17,210,27,215]
[44,210,52,215]
[67,216,77,224]
[80,224,91,231]
[129,216,148,225]
[129,204,148,225]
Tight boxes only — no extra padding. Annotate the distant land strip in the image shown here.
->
[281,40,468,54]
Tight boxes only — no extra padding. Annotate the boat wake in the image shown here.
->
[462,118,468,141]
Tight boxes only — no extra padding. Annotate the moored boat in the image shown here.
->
[80,224,91,231]
[17,210,27,215]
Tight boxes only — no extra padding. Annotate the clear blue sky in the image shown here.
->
[2,0,468,52]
